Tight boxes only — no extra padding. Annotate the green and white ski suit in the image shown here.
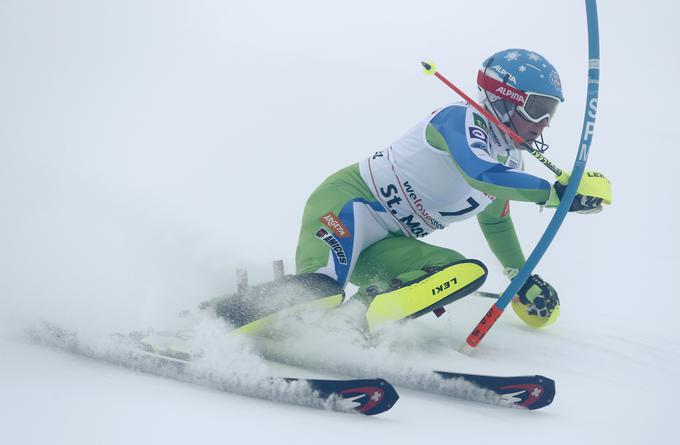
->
[296,102,554,293]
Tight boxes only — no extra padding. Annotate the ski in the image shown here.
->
[208,262,554,409]
[28,323,399,416]
[295,377,399,416]
[253,338,556,410]
[132,330,554,410]
[434,371,555,410]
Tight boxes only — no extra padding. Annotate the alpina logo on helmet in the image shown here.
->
[477,70,527,106]
[495,86,526,105]
[491,65,517,84]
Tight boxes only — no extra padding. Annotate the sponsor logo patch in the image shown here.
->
[320,212,350,238]
[315,228,348,265]
[398,214,429,238]
[494,86,526,105]
[379,183,431,238]
[473,113,488,131]
[316,228,329,237]
[487,124,502,145]
[402,181,445,231]
[468,127,488,143]
[431,277,459,296]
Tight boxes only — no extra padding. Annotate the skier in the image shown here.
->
[211,49,611,333]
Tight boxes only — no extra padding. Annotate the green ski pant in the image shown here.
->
[295,164,465,292]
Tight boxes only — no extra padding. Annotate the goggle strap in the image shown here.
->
[476,71,527,107]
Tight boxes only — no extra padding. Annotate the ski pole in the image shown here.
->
[474,291,501,299]
[421,61,564,178]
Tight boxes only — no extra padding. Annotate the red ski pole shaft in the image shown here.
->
[421,62,563,177]
[463,304,504,352]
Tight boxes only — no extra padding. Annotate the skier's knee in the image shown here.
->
[420,249,466,270]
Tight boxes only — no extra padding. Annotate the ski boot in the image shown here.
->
[200,273,344,335]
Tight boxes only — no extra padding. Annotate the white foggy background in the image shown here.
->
[2,0,676,332]
[0,0,678,443]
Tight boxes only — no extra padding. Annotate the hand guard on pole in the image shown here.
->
[511,274,560,328]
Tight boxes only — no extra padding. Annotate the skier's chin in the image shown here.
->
[514,135,537,147]
[521,131,541,144]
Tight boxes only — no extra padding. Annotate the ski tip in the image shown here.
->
[340,378,400,416]
[523,375,556,410]
[507,375,556,410]
[308,377,399,416]
[434,371,556,411]
[357,378,400,416]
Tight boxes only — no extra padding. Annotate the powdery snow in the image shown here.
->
[1,1,678,444]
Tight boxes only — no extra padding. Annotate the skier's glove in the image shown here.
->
[543,171,612,214]
[511,274,560,328]
[553,181,603,214]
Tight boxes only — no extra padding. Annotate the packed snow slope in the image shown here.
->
[1,1,678,444]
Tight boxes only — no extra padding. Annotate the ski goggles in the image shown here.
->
[515,93,560,124]
[477,71,560,124]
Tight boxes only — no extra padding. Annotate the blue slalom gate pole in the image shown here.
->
[461,0,601,353]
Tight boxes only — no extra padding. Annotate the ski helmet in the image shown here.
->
[477,49,564,127]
